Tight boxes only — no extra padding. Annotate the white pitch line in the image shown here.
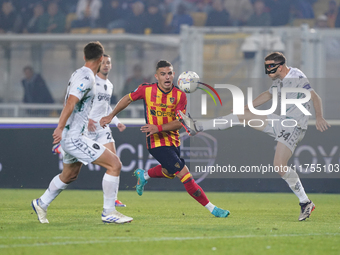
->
[0,233,339,249]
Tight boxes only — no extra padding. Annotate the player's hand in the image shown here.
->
[88,119,97,132]
[140,124,158,137]
[52,126,63,144]
[316,117,331,132]
[117,123,126,132]
[100,115,112,128]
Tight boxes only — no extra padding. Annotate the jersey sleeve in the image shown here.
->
[69,75,94,100]
[129,84,145,101]
[300,78,313,91]
[175,92,187,114]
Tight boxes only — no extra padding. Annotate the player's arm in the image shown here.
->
[310,90,331,132]
[245,91,272,109]
[100,94,132,127]
[141,91,186,136]
[141,120,182,137]
[52,95,79,144]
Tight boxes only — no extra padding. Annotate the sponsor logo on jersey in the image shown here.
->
[84,76,89,80]
[150,109,175,117]
[97,92,110,102]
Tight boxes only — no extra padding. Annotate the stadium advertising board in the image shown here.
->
[0,126,339,192]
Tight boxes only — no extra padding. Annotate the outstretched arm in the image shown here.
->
[100,94,132,127]
[311,90,331,132]
[246,91,272,109]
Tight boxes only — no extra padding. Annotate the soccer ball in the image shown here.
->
[177,71,199,93]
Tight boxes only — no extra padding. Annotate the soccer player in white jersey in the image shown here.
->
[53,54,127,207]
[31,41,133,224]
[178,52,330,221]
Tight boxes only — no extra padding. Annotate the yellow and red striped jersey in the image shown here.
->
[129,83,187,149]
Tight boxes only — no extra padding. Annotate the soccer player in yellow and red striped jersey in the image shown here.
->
[100,60,229,217]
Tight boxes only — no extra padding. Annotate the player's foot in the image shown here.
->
[101,210,133,224]
[115,200,126,207]
[299,200,315,221]
[211,206,230,218]
[176,110,199,136]
[31,199,49,224]
[134,169,148,196]
[52,143,61,155]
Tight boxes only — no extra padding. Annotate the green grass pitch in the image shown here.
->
[0,189,339,255]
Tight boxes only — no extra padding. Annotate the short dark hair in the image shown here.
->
[23,66,34,72]
[156,60,172,70]
[265,52,286,64]
[103,54,110,58]
[83,41,104,61]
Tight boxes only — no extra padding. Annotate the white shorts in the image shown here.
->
[60,135,106,165]
[263,114,306,153]
[86,126,115,145]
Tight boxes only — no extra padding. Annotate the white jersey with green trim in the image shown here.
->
[62,66,96,139]
[89,75,113,122]
[268,67,313,129]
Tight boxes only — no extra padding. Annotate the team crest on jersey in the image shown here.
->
[104,84,107,91]
[170,97,175,103]
[93,143,100,150]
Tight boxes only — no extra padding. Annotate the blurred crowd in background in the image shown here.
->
[0,0,339,35]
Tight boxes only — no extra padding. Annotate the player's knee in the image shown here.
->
[161,168,176,179]
[60,172,78,183]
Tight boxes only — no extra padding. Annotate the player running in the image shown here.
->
[52,54,127,207]
[177,52,330,221]
[32,42,132,224]
[100,60,230,218]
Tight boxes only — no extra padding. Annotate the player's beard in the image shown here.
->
[269,73,279,80]
[100,71,108,77]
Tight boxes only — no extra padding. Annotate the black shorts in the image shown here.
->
[148,146,186,175]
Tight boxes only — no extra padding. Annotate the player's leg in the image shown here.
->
[32,162,82,224]
[177,109,269,135]
[93,149,132,223]
[176,166,229,217]
[274,142,315,220]
[103,141,126,207]
[134,147,180,196]
[52,142,65,157]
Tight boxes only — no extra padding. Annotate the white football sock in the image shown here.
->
[102,173,119,214]
[205,202,215,212]
[144,171,150,180]
[282,168,309,203]
[40,175,68,210]
[58,145,65,157]
[196,113,240,131]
